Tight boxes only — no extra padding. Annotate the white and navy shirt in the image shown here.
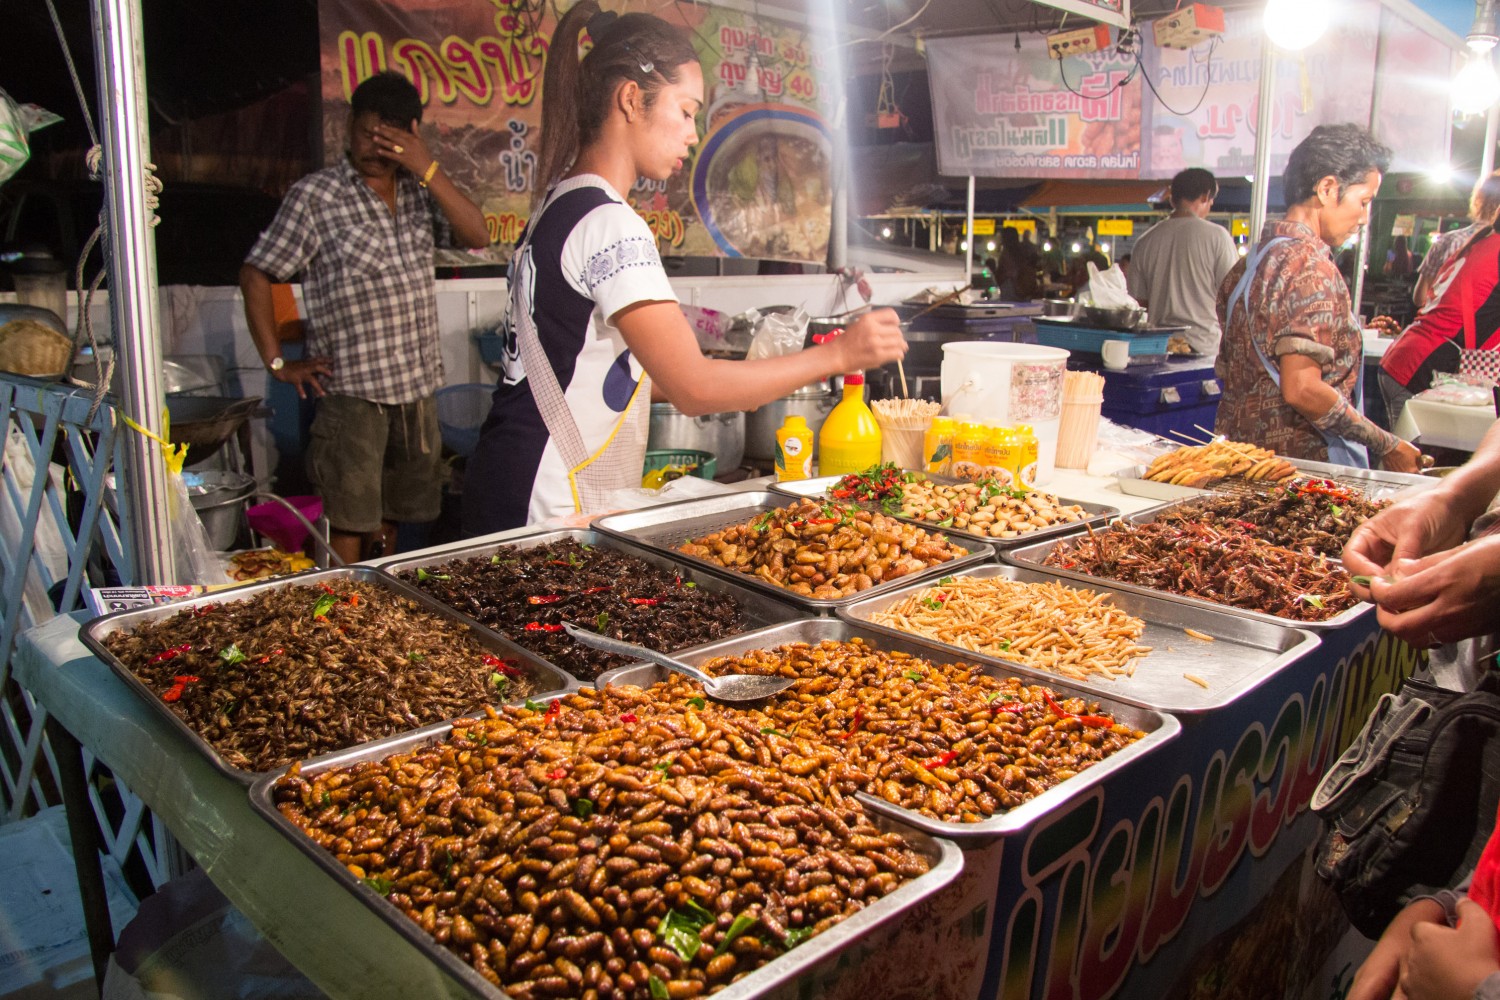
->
[245,158,452,404]
[464,176,676,533]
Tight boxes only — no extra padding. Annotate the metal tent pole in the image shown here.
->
[1483,100,1500,179]
[1249,39,1277,241]
[965,175,976,277]
[90,0,174,584]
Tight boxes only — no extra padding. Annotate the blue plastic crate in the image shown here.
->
[1033,319,1170,358]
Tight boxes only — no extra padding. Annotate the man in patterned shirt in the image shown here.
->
[1215,123,1421,473]
[241,72,489,563]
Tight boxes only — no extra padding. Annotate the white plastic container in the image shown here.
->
[940,342,1069,484]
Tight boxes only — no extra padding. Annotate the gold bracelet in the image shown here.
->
[418,160,439,187]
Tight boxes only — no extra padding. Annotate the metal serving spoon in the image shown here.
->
[561,623,795,703]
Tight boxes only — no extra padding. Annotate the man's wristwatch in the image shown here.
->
[268,356,285,373]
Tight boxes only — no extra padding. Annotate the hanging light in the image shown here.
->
[880,226,893,239]
[986,240,997,252]
[1469,0,1499,51]
[1454,50,1500,115]
[1099,241,1111,253]
[1263,0,1329,51]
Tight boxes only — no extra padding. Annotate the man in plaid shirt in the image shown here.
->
[241,72,489,563]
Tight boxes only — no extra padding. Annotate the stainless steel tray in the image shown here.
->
[591,491,996,611]
[1000,501,1373,632]
[769,474,1119,549]
[837,563,1320,713]
[595,618,1179,839]
[247,714,963,1000]
[1113,457,1439,505]
[77,567,574,786]
[376,528,809,681]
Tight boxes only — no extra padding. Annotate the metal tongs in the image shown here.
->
[561,623,795,703]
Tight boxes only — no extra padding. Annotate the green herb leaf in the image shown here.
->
[312,593,338,618]
[407,651,425,662]
[320,792,332,807]
[688,696,706,709]
[218,643,245,665]
[1300,594,1326,608]
[921,597,943,611]
[1350,575,1373,586]
[489,672,508,690]
[906,669,922,682]
[596,612,610,630]
[936,517,954,528]
[783,926,814,948]
[682,899,715,926]
[723,912,759,946]
[649,975,670,1000]
[1330,504,1343,517]
[361,876,394,895]
[524,699,546,712]
[760,726,787,737]
[939,575,956,585]
[984,690,1000,703]
[490,554,501,564]
[658,909,706,961]
[573,798,595,819]
[684,581,697,588]
[654,758,673,774]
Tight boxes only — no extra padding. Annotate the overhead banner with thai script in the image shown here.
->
[317,0,838,263]
[927,33,1143,179]
[1137,3,1380,179]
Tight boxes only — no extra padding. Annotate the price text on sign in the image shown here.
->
[969,218,997,235]
[1097,219,1133,236]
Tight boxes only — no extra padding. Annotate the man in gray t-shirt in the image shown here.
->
[1127,168,1239,358]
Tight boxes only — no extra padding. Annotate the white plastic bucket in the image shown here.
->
[941,342,1070,484]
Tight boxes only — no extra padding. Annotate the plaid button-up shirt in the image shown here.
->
[246,158,452,403]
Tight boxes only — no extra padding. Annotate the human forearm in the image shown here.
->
[1281,354,1401,456]
[239,264,283,367]
[425,165,490,249]
[1309,396,1403,457]
[1429,420,1500,521]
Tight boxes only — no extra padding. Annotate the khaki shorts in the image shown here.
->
[306,394,443,533]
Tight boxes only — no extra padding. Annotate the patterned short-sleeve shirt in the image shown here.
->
[1419,222,1486,291]
[245,158,453,404]
[1214,220,1362,461]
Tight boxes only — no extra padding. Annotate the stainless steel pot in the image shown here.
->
[648,404,745,473]
[744,383,839,463]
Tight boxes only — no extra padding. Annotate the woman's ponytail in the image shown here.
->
[534,0,599,204]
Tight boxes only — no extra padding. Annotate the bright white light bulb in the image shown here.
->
[1043,241,1053,251]
[880,226,892,239]
[1099,242,1111,253]
[1428,163,1454,183]
[1264,0,1328,51]
[1454,53,1500,115]
[960,240,969,252]
[1238,244,1249,257]
[986,240,997,252]
[1070,242,1082,253]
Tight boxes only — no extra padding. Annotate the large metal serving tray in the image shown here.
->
[1113,456,1439,505]
[838,563,1320,713]
[1000,501,1373,632]
[769,473,1119,550]
[247,715,963,1000]
[376,528,809,680]
[595,618,1179,840]
[77,567,575,786]
[591,491,996,612]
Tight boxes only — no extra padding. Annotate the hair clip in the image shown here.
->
[619,40,653,75]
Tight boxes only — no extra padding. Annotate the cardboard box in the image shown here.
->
[1153,5,1225,49]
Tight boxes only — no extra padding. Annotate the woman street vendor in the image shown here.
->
[1214,123,1422,473]
[462,3,905,534]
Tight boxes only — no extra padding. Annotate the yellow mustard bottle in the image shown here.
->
[775,415,814,482]
[951,419,988,481]
[818,374,882,477]
[923,416,956,475]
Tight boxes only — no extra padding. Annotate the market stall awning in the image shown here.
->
[1020,180,1170,210]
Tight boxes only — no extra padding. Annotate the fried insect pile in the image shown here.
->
[1043,521,1356,621]
[100,580,537,772]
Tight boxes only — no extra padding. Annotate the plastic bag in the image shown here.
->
[1084,262,1139,309]
[745,306,810,360]
[166,473,232,585]
[1418,373,1496,406]
[0,89,62,186]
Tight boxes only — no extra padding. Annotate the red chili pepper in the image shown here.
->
[528,595,563,605]
[347,593,360,606]
[149,643,192,665]
[831,487,855,499]
[582,586,612,595]
[551,560,571,567]
[482,654,521,677]
[543,700,562,722]
[161,674,201,702]
[547,767,566,780]
[256,647,284,665]
[621,712,638,723]
[524,622,565,632]
[992,701,1024,714]
[840,707,864,740]
[318,582,336,594]
[1043,691,1112,728]
[923,750,958,770]
[806,517,838,525]
[627,598,659,606]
